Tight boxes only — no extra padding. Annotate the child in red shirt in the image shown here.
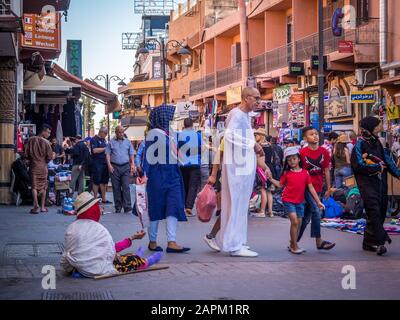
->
[269,147,324,254]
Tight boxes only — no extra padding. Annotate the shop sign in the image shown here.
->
[67,40,82,79]
[177,101,197,118]
[289,62,305,76]
[152,56,162,79]
[338,40,354,53]
[325,87,352,119]
[289,92,305,127]
[273,85,292,104]
[350,91,376,104]
[21,13,61,52]
[227,86,242,106]
[311,55,328,70]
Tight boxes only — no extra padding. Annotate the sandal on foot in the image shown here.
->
[41,208,49,213]
[148,245,163,252]
[317,241,336,250]
[289,247,303,255]
[30,208,40,214]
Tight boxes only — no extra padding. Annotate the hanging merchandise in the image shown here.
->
[387,104,400,121]
[56,120,63,146]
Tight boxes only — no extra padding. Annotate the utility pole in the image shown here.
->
[239,0,249,87]
[318,0,325,146]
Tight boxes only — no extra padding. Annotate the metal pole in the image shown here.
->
[160,38,167,105]
[239,0,249,87]
[106,74,110,140]
[318,0,325,146]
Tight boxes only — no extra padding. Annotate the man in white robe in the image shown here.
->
[217,87,267,257]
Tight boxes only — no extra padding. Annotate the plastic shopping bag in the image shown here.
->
[196,184,217,223]
[135,183,150,228]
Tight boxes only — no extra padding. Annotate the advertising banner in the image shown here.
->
[227,86,242,106]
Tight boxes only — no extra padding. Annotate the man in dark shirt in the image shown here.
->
[65,136,90,196]
[51,138,64,165]
[90,127,110,204]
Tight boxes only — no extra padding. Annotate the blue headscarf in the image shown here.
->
[148,105,176,132]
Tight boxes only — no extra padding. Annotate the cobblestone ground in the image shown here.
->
[0,201,399,300]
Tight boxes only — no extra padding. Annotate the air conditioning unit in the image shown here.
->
[0,0,22,17]
[297,76,306,91]
[174,64,182,73]
[166,72,172,80]
[307,75,318,87]
[355,68,379,86]
[184,57,192,67]
[297,76,317,90]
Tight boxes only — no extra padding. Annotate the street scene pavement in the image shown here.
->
[0,199,399,300]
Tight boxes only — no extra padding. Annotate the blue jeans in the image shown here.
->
[283,202,305,218]
[334,166,352,188]
[297,190,321,241]
[148,216,178,243]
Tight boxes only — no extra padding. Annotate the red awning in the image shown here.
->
[52,64,121,113]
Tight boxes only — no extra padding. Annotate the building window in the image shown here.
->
[357,0,369,22]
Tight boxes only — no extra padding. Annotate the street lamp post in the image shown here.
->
[318,0,325,146]
[138,38,191,105]
[91,74,127,140]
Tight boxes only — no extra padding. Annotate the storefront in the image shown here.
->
[21,71,82,141]
[272,85,306,142]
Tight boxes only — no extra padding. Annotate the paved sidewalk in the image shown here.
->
[0,202,399,300]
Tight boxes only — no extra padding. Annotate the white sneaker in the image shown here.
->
[230,247,259,257]
[203,236,221,252]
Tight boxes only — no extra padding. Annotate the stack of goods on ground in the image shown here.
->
[321,218,400,235]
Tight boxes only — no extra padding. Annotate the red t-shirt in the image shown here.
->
[280,169,312,204]
[300,146,331,193]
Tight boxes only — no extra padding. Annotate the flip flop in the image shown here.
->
[317,241,336,250]
[41,208,49,213]
[30,208,40,214]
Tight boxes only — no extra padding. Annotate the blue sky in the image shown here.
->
[57,0,184,129]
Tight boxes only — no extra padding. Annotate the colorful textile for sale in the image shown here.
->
[321,218,400,235]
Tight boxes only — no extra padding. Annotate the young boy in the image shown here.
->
[298,127,336,250]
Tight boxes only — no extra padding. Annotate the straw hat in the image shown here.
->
[337,134,350,144]
[254,128,268,137]
[74,192,100,216]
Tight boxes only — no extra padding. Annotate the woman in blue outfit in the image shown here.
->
[145,105,190,254]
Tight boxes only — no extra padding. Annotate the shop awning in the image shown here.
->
[119,79,166,96]
[52,64,121,113]
[374,75,400,86]
[24,71,80,91]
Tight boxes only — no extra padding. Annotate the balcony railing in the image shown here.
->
[216,63,242,88]
[190,18,380,97]
[295,19,380,62]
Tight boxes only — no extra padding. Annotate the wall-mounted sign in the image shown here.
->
[325,87,352,119]
[21,13,61,52]
[152,56,162,79]
[338,40,354,53]
[177,101,197,118]
[311,55,328,70]
[67,40,82,79]
[289,62,305,76]
[227,86,242,106]
[350,91,376,104]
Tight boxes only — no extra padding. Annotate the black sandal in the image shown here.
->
[317,241,336,250]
